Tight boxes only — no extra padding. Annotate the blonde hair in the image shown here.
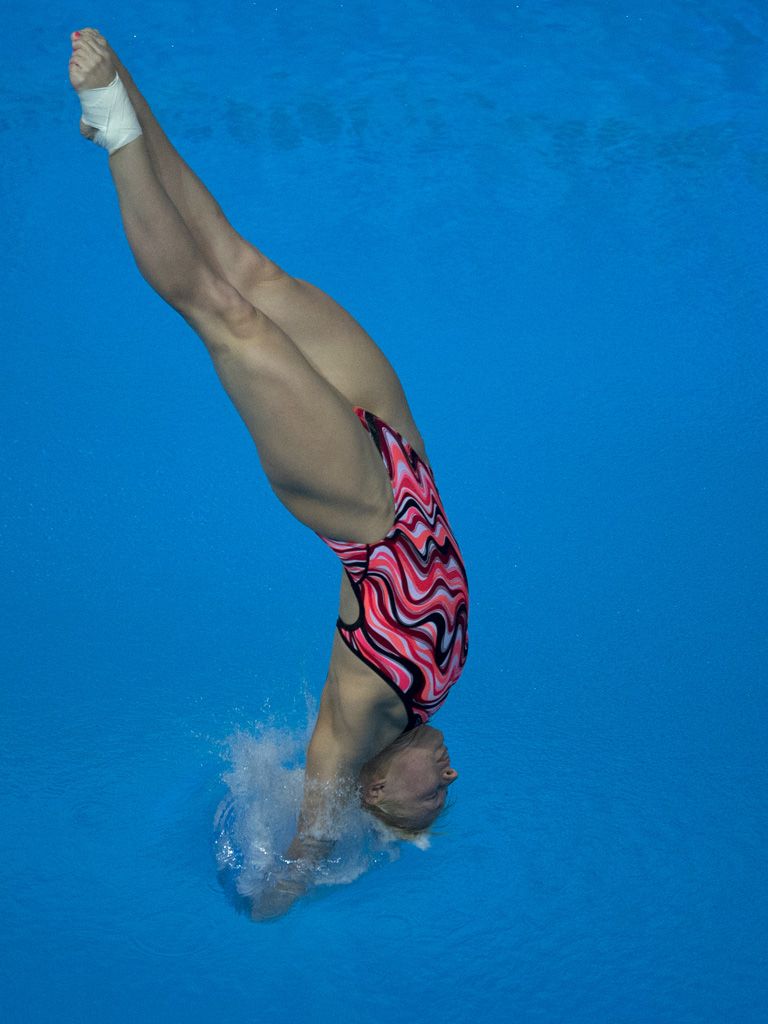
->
[358,728,447,835]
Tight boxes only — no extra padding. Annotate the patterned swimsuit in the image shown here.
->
[319,408,469,729]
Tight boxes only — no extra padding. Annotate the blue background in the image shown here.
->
[1,1,766,1021]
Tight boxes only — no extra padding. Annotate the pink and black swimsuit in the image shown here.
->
[319,407,469,729]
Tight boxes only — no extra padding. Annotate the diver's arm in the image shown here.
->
[286,718,358,855]
[250,689,363,921]
[250,669,403,921]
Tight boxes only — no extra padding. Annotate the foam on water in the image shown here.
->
[213,708,419,912]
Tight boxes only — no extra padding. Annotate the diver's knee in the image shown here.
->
[235,242,289,292]
[188,273,257,331]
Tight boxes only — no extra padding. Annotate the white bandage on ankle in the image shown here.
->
[78,73,143,156]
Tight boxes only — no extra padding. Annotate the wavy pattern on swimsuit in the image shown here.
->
[319,408,469,728]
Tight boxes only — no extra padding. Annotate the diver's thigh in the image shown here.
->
[246,276,403,408]
[245,273,429,460]
[201,304,395,542]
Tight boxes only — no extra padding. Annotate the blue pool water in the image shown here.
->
[2,1,767,1020]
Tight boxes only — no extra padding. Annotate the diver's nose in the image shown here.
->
[443,766,459,783]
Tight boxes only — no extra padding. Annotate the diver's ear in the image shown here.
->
[364,779,387,804]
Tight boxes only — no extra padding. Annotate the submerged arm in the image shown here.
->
[250,684,364,920]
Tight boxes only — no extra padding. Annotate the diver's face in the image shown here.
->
[382,726,458,826]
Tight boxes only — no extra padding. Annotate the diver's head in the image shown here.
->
[358,724,458,834]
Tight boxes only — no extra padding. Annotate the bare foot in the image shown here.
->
[69,28,117,141]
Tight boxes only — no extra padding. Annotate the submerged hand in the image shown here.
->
[250,833,337,921]
[250,862,312,922]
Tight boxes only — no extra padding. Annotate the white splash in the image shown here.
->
[213,714,405,908]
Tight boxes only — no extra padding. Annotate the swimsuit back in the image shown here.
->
[318,408,469,728]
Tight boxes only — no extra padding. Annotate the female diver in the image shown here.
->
[69,28,469,918]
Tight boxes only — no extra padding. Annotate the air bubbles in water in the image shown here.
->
[213,718,402,913]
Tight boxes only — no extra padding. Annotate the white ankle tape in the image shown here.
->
[79,73,143,156]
